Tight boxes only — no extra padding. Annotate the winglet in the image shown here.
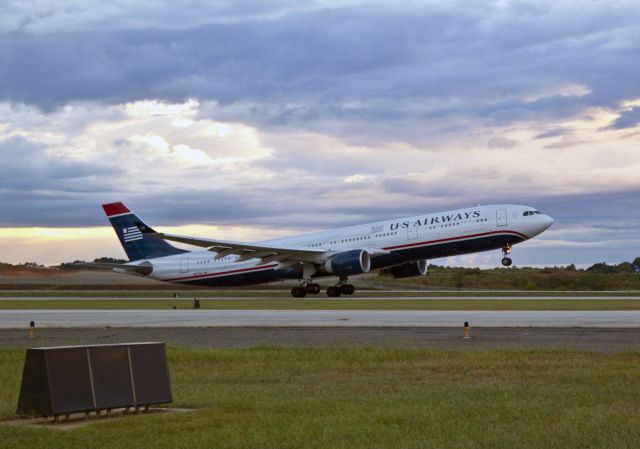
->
[102,202,131,217]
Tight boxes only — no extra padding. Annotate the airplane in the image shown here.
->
[100,202,553,297]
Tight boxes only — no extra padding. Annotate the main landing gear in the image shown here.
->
[291,282,321,298]
[326,279,356,297]
[291,282,356,297]
[291,262,322,297]
[290,265,356,298]
[501,244,513,267]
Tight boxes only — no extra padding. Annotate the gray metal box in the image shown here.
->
[17,342,172,417]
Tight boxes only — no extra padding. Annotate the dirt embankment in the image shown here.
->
[0,269,171,290]
[0,270,401,291]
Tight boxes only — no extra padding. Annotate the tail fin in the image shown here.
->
[102,202,187,261]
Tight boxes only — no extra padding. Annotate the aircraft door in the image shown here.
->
[496,209,508,227]
[180,256,190,273]
[407,225,418,240]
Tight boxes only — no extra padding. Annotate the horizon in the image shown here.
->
[3,252,637,272]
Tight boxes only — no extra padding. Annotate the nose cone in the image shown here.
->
[539,214,554,233]
[518,208,554,238]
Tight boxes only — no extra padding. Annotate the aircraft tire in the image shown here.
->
[306,283,321,294]
[291,286,307,298]
[501,257,513,267]
[326,286,341,297]
[340,284,355,295]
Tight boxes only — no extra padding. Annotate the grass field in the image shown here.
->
[1,346,639,448]
[2,289,640,311]
[2,298,640,310]
[4,265,640,291]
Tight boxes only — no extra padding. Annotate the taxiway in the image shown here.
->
[1,309,639,328]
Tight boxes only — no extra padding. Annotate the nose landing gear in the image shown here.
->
[501,244,513,267]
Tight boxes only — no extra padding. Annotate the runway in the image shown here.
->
[2,327,640,352]
[2,295,639,300]
[2,309,639,328]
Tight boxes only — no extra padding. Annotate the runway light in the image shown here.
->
[463,321,470,339]
[28,321,35,338]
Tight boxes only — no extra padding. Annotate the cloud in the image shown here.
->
[0,1,336,34]
[1,98,638,230]
[0,135,121,191]
[487,137,518,149]
[608,106,640,129]
[1,0,640,143]
[534,127,573,139]
[1,2,640,266]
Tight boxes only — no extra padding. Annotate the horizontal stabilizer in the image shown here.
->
[74,262,153,276]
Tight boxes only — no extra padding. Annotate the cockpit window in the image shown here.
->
[523,210,543,216]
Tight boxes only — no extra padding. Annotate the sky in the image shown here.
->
[0,0,639,267]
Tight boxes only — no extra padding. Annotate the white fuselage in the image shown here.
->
[134,204,553,286]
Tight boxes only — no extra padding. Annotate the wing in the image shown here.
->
[147,232,327,265]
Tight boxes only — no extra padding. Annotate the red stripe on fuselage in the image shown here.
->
[165,263,279,282]
[102,202,131,217]
[163,230,526,283]
[383,230,528,251]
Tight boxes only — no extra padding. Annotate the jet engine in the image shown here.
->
[324,249,371,276]
[389,259,428,278]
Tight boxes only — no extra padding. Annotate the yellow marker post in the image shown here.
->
[28,321,35,338]
[463,321,470,339]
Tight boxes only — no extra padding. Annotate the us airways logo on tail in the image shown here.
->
[122,226,143,242]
